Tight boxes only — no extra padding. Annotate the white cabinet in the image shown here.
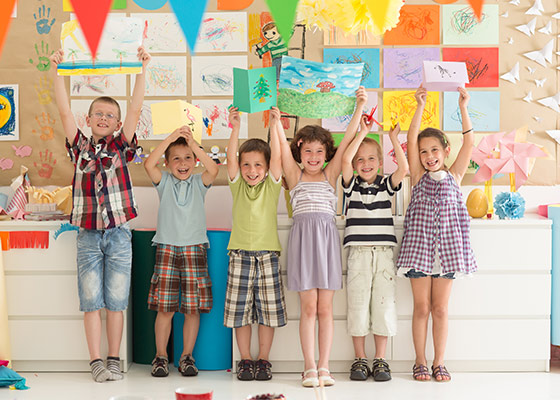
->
[233,215,552,372]
[1,221,131,372]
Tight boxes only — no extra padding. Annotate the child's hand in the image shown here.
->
[183,127,195,147]
[169,126,189,142]
[228,106,241,130]
[356,86,367,107]
[458,86,470,108]
[137,45,151,69]
[414,86,427,107]
[359,114,374,133]
[389,122,401,140]
[49,49,64,74]
[270,106,281,123]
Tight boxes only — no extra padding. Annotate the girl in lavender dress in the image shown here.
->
[397,86,477,382]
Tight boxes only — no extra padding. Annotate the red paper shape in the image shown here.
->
[0,0,16,61]
[442,47,499,88]
[69,0,113,60]
[9,231,49,249]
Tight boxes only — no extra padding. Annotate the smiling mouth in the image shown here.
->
[177,168,189,174]
[246,174,259,180]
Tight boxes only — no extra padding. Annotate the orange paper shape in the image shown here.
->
[217,0,254,9]
[69,0,113,60]
[383,4,440,45]
[0,232,9,251]
[467,0,485,21]
[0,0,16,61]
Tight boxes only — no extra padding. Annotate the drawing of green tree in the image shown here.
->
[113,49,128,69]
[68,48,78,65]
[252,74,271,103]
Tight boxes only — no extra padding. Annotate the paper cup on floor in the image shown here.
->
[175,387,213,400]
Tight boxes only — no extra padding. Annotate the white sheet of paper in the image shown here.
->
[422,61,468,92]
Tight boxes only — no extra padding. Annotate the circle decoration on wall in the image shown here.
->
[132,0,168,10]
[0,94,12,129]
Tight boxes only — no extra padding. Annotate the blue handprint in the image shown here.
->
[34,5,56,35]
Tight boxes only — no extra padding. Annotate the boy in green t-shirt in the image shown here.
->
[224,106,287,381]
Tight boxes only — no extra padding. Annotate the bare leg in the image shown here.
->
[317,289,334,373]
[257,325,274,360]
[154,311,174,357]
[373,334,388,359]
[299,289,318,372]
[236,325,252,360]
[431,277,453,380]
[352,336,367,359]
[106,310,123,358]
[410,277,432,380]
[84,310,102,361]
[182,314,200,357]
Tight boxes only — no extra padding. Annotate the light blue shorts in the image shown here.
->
[76,224,132,312]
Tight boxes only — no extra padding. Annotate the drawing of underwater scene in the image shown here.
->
[443,91,499,132]
[191,56,248,96]
[442,48,499,88]
[382,91,439,131]
[195,12,247,52]
[191,100,248,140]
[130,13,186,53]
[383,133,407,174]
[322,91,378,132]
[71,99,127,138]
[0,85,19,141]
[383,4,440,45]
[323,48,379,89]
[278,56,363,119]
[132,56,187,96]
[442,4,499,45]
[70,75,126,96]
[384,48,440,89]
[59,17,143,76]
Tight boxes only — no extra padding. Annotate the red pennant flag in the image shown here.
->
[467,0,485,21]
[69,0,112,60]
[0,0,16,60]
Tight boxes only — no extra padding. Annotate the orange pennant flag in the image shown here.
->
[467,0,485,21]
[69,0,112,60]
[0,0,16,61]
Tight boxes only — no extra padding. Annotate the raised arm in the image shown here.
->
[122,46,151,143]
[276,111,301,189]
[341,115,372,186]
[144,129,183,185]
[388,123,409,189]
[186,128,219,187]
[49,49,77,143]
[325,86,367,186]
[408,86,427,185]
[268,107,282,181]
[449,87,473,184]
[226,107,241,181]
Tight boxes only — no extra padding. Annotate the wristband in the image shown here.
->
[462,128,473,135]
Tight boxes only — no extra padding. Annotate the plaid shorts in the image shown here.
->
[224,250,287,328]
[147,243,212,314]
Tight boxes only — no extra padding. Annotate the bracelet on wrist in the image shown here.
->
[462,128,473,135]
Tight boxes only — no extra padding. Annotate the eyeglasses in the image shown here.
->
[91,112,117,120]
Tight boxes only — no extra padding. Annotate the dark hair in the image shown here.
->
[290,125,336,163]
[239,138,271,168]
[88,96,122,121]
[418,127,449,150]
[354,137,382,163]
[164,137,192,161]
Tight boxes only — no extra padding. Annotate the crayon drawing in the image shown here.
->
[443,91,499,132]
[71,99,127,138]
[383,91,439,130]
[383,5,440,45]
[191,100,248,140]
[323,27,381,46]
[323,48,380,89]
[70,75,126,96]
[136,101,158,140]
[442,4,499,45]
[442,47,499,87]
[278,56,363,119]
[322,91,378,133]
[130,13,186,53]
[196,12,248,52]
[191,56,248,96]
[0,85,19,141]
[384,48,440,89]
[132,56,187,96]
[383,134,407,174]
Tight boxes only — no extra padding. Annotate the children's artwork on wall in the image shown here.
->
[191,99,248,140]
[445,133,484,172]
[0,85,18,141]
[383,5,440,45]
[384,48,440,89]
[151,100,203,143]
[323,48,380,89]
[63,0,126,11]
[130,13,186,53]
[58,17,143,76]
[233,67,276,113]
[191,56,248,96]
[71,99,127,138]
[333,133,380,148]
[422,61,469,92]
[322,91,378,133]
[195,12,248,52]
[383,90,440,130]
[443,91,500,132]
[383,133,407,175]
[442,4,499,45]
[442,47,499,87]
[136,101,157,140]
[323,27,381,46]
[132,56,187,96]
[277,56,364,119]
[70,75,126,96]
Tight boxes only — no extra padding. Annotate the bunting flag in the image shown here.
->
[69,0,113,60]
[168,0,208,53]
[365,0,403,36]
[263,0,300,44]
[0,0,16,61]
[467,0,485,21]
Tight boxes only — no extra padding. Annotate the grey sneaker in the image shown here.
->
[151,356,169,377]
[178,354,198,376]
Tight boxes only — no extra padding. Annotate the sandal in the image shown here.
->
[318,367,335,386]
[432,365,451,382]
[255,359,272,381]
[237,359,255,381]
[301,368,319,387]
[371,358,392,382]
[412,364,431,381]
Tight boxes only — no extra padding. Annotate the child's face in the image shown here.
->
[419,136,450,172]
[86,102,121,141]
[353,142,381,184]
[166,145,196,181]
[264,27,280,41]
[240,151,268,186]
[300,141,326,174]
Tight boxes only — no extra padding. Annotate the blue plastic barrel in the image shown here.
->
[549,206,560,345]
[173,230,232,370]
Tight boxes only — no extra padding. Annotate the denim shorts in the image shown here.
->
[76,224,132,312]
[404,269,455,280]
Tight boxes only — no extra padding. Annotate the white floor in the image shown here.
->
[3,363,560,400]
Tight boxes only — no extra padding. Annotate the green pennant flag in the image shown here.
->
[263,0,299,45]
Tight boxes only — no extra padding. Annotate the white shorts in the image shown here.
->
[346,246,397,337]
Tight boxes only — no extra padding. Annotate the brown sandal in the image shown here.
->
[412,364,431,381]
[432,365,451,381]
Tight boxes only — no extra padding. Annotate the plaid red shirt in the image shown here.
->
[66,129,138,230]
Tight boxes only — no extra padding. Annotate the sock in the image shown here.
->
[90,359,111,383]
[106,356,123,381]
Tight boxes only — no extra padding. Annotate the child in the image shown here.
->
[223,106,287,381]
[49,46,151,382]
[277,87,368,387]
[397,86,477,382]
[342,117,408,382]
[252,22,288,77]
[144,126,219,378]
